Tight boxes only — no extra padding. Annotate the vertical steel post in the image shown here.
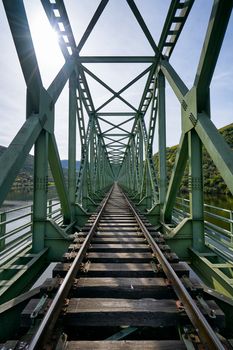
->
[135,133,139,193]
[102,150,105,188]
[95,137,100,193]
[230,211,233,245]
[68,72,77,218]
[188,130,205,251]
[131,137,136,192]
[99,142,103,190]
[93,133,97,193]
[158,71,167,206]
[129,147,133,191]
[32,130,48,252]
[139,119,145,199]
[48,199,52,219]
[146,162,152,208]
[0,212,6,251]
[89,117,95,194]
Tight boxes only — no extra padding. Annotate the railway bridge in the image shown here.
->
[0,0,233,349]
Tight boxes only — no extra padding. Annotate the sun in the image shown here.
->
[29,16,64,86]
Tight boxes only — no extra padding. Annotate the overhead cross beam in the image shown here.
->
[77,0,109,53]
[95,65,152,112]
[126,0,159,55]
[99,116,135,134]
[83,65,138,112]
[77,56,155,63]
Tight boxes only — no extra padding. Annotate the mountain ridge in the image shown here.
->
[1,122,233,195]
[61,159,80,170]
[153,123,233,195]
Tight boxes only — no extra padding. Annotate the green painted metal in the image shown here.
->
[48,135,72,224]
[0,248,48,304]
[194,0,233,111]
[158,71,166,207]
[77,56,155,63]
[188,130,205,252]
[0,212,6,251]
[47,58,76,104]
[196,114,233,195]
[0,115,46,207]
[3,0,42,111]
[32,130,48,253]
[0,0,232,304]
[190,249,233,299]
[163,133,188,222]
[68,72,77,218]
[0,286,41,341]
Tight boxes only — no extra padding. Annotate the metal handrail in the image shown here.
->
[0,222,32,242]
[0,211,33,227]
[176,196,233,214]
[0,199,62,255]
[0,203,33,214]
[174,197,233,250]
[204,210,233,224]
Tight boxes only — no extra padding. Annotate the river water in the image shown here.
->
[0,190,57,211]
[0,190,58,250]
[1,190,233,237]
[1,190,233,236]
[0,191,59,285]
[175,193,233,233]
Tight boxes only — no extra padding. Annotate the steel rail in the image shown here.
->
[121,188,225,350]
[28,186,114,350]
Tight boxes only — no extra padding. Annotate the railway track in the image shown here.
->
[2,184,230,349]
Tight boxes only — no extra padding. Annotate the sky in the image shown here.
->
[0,0,232,161]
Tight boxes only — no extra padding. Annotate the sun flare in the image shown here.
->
[30,16,64,85]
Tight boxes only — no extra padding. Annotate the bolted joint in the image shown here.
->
[188,176,203,192]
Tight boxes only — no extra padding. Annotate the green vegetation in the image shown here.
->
[0,146,56,193]
[0,147,78,194]
[153,123,233,195]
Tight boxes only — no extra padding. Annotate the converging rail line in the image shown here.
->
[1,184,229,349]
[1,1,233,349]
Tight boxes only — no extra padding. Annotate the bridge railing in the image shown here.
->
[0,199,61,264]
[174,197,233,256]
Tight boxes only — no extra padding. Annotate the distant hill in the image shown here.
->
[0,146,80,192]
[153,123,233,195]
[0,146,34,192]
[61,160,80,170]
[0,145,34,174]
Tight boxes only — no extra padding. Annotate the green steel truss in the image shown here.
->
[0,0,233,297]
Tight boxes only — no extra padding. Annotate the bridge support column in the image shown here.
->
[188,130,205,251]
[32,130,48,253]
[158,71,167,207]
[131,138,136,193]
[68,73,77,220]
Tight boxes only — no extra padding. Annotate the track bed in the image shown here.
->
[1,185,229,349]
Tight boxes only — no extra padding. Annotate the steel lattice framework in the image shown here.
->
[0,0,233,297]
